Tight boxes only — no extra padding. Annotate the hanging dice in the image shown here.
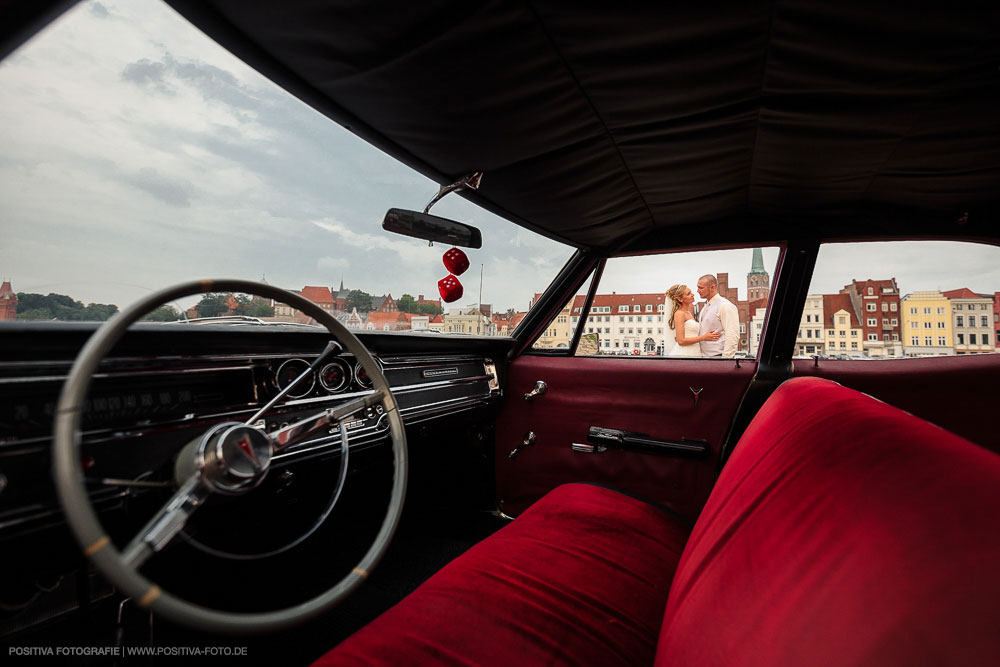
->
[438,274,464,303]
[442,247,470,276]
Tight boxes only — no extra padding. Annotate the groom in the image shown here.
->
[696,274,739,358]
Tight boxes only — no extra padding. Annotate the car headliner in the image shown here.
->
[6,1,1000,251]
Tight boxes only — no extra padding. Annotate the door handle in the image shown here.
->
[524,381,547,401]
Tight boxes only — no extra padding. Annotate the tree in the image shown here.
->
[142,305,181,322]
[238,300,275,318]
[346,289,373,313]
[194,293,229,318]
[15,292,118,321]
[414,301,443,316]
[397,294,417,313]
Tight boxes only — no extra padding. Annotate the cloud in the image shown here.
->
[89,3,111,19]
[318,256,349,271]
[125,167,195,206]
[121,58,174,94]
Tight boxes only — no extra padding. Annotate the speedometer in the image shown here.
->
[275,359,314,398]
[319,359,351,393]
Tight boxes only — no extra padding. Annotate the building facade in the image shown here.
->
[902,291,954,357]
[0,281,17,321]
[823,294,863,356]
[795,294,825,356]
[942,288,994,354]
[840,278,903,357]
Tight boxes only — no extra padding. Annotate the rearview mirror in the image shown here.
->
[382,208,482,248]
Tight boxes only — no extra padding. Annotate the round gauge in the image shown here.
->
[354,361,376,389]
[275,359,315,398]
[319,359,352,393]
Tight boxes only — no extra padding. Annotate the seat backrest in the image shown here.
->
[656,377,1000,666]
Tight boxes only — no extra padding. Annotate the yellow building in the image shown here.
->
[532,302,573,349]
[901,291,954,356]
[442,306,492,335]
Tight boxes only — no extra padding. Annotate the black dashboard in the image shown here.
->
[0,322,512,633]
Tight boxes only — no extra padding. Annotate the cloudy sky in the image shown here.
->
[1,1,998,316]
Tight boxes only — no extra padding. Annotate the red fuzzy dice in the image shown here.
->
[438,275,464,303]
[442,247,470,276]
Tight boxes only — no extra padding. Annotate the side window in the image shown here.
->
[571,247,779,358]
[530,269,598,352]
[804,241,1000,359]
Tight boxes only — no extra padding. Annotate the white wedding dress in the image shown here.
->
[666,318,704,357]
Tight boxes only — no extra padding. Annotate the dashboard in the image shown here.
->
[0,323,509,541]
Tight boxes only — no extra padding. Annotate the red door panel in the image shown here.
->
[792,355,1000,452]
[496,355,754,520]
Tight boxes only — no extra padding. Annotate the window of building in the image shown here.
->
[958,333,965,344]
[867,333,878,341]
[881,302,888,312]
[890,303,897,311]
[937,307,945,315]
[852,342,858,349]
[633,305,640,312]
[619,305,628,312]
[923,307,931,314]
[911,336,920,345]
[938,336,946,346]
[924,321,932,329]
[891,318,898,325]
[645,304,652,312]
[982,316,989,327]
[851,330,858,337]
[866,303,876,312]
[937,321,945,329]
[956,304,964,310]
[867,317,877,326]
[839,330,846,338]
[910,307,917,315]
[839,316,847,325]
[925,336,933,346]
[892,333,899,341]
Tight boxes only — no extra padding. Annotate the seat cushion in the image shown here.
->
[317,483,690,666]
[656,377,1000,666]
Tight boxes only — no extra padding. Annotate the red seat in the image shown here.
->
[317,483,690,666]
[317,378,1000,665]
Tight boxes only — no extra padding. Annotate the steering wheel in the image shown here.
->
[52,279,408,634]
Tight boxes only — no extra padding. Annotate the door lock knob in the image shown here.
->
[509,431,537,460]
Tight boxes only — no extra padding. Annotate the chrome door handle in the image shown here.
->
[509,431,536,460]
[524,381,547,401]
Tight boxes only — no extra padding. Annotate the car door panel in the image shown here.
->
[495,354,754,520]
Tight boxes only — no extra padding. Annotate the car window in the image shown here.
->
[531,247,780,358]
[0,0,572,332]
[803,241,1000,359]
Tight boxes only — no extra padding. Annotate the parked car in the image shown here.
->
[1,1,998,664]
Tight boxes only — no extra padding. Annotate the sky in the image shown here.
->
[1,1,998,317]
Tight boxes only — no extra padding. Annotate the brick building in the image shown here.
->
[840,278,902,357]
[0,281,17,321]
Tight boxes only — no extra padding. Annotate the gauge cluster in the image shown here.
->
[271,354,379,400]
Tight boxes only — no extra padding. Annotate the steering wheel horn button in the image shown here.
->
[195,422,273,493]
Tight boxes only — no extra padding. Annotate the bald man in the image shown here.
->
[696,274,739,357]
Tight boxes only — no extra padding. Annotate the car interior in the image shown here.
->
[1,1,999,665]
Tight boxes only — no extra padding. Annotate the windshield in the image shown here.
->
[0,0,573,331]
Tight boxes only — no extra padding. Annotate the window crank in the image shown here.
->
[509,431,536,460]
[524,381,547,401]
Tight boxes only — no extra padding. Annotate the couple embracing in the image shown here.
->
[666,274,739,358]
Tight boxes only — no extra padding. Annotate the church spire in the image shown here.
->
[750,247,767,274]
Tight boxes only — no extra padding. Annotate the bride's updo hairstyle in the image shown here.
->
[666,284,687,330]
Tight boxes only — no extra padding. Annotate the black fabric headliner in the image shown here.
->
[167,1,1000,251]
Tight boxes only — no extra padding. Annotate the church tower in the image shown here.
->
[0,280,18,321]
[747,248,770,302]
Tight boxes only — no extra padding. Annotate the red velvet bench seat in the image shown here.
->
[317,377,1000,666]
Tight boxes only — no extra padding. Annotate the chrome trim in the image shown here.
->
[392,374,493,394]
[0,365,252,385]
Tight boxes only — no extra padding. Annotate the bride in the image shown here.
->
[665,284,720,357]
